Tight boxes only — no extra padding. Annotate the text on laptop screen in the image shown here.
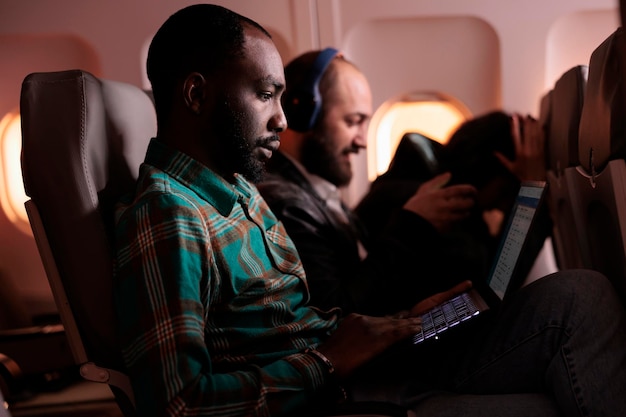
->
[487,184,543,299]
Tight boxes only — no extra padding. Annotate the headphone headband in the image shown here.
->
[284,47,341,132]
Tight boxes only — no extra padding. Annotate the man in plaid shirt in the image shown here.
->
[113,4,426,416]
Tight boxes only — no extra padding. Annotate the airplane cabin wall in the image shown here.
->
[0,0,620,323]
[313,0,619,203]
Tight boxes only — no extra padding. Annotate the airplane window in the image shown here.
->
[0,111,30,236]
[367,92,471,181]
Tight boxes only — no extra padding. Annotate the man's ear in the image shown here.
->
[183,72,207,115]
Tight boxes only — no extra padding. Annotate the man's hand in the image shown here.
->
[495,114,546,181]
[403,172,477,232]
[408,280,473,316]
[315,281,473,379]
[316,313,421,379]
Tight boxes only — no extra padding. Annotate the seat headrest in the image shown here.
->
[384,132,442,180]
[538,89,552,137]
[547,65,588,172]
[20,69,156,367]
[578,27,626,174]
[21,70,155,204]
[538,90,552,171]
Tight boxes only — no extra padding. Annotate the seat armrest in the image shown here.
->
[0,352,27,402]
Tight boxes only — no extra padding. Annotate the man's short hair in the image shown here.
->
[147,4,270,123]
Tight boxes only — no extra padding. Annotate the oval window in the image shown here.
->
[0,111,31,235]
[367,92,472,181]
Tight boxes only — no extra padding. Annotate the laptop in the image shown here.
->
[412,180,547,344]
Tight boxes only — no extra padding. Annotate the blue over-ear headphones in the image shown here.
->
[283,47,341,132]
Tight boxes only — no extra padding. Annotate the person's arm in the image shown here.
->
[114,193,332,417]
[264,185,454,316]
[493,114,553,276]
[401,172,477,233]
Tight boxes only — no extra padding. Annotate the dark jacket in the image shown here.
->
[257,151,455,316]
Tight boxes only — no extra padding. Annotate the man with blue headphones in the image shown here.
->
[257,48,478,315]
[255,48,626,417]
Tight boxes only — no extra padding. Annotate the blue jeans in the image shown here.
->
[348,269,626,417]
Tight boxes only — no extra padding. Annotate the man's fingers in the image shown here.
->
[410,280,473,315]
[423,172,452,190]
[426,281,473,307]
[511,113,523,151]
[494,150,514,173]
[440,185,477,211]
[442,184,477,199]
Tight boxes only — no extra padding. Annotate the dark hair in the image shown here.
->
[147,4,271,123]
[440,110,516,188]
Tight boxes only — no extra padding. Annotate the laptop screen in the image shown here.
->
[487,181,546,299]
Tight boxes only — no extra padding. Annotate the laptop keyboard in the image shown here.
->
[412,292,481,344]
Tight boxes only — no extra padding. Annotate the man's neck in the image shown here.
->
[281,152,343,207]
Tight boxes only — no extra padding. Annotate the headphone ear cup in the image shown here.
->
[283,47,340,132]
[282,89,318,133]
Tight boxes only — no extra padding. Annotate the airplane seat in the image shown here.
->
[571,26,626,304]
[18,69,415,417]
[355,131,442,235]
[544,65,589,270]
[388,132,443,180]
[19,69,155,417]
[537,87,552,173]
[537,89,552,138]
[0,272,32,331]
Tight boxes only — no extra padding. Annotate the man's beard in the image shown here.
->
[301,132,353,187]
[214,103,265,183]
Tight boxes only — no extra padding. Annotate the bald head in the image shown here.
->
[280,50,372,187]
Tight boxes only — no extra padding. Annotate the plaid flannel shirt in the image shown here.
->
[114,139,340,417]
